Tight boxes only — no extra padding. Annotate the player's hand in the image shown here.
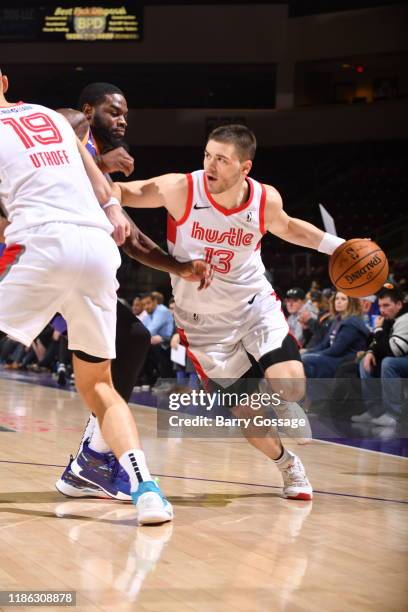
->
[105,206,131,246]
[122,224,152,256]
[151,335,163,345]
[178,260,214,290]
[363,351,376,372]
[99,147,134,177]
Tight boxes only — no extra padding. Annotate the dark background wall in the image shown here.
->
[1,1,407,297]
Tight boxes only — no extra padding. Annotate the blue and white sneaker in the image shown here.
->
[70,441,131,502]
[55,455,111,499]
[132,481,173,525]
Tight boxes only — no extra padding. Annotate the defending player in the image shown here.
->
[54,91,212,501]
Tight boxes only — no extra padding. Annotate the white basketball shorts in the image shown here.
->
[175,291,289,383]
[0,222,121,359]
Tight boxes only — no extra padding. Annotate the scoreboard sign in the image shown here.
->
[0,3,143,42]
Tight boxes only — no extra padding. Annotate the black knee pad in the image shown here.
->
[258,333,301,371]
[73,350,107,363]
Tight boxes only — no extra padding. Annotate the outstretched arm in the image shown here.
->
[121,210,213,290]
[264,185,345,255]
[113,173,188,222]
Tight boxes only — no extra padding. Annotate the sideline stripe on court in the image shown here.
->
[0,458,407,505]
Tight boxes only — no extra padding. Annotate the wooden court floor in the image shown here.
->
[0,378,407,611]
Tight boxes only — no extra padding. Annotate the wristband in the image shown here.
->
[318,232,345,255]
[102,196,121,210]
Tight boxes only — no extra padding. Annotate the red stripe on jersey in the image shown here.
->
[178,327,209,387]
[167,213,177,244]
[259,183,267,235]
[204,175,254,216]
[0,244,25,281]
[175,173,193,227]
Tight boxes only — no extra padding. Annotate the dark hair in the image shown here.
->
[78,82,125,111]
[207,124,257,161]
[377,286,404,303]
[151,291,164,304]
[141,292,160,303]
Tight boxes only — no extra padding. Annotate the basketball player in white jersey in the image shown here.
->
[0,69,173,524]
[112,125,347,501]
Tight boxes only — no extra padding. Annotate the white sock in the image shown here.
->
[73,414,96,458]
[273,447,294,469]
[119,449,152,493]
[88,418,111,454]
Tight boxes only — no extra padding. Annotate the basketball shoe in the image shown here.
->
[55,455,113,499]
[277,449,313,500]
[69,441,132,502]
[131,481,174,525]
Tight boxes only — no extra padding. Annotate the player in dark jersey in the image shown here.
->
[55,85,212,501]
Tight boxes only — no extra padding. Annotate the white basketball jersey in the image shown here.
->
[0,102,112,239]
[168,170,273,314]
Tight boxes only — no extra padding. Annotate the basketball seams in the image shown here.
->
[335,259,388,292]
[332,249,383,285]
[328,238,388,297]
[329,239,362,273]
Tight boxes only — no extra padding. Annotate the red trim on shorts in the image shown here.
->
[178,327,209,387]
[0,244,25,280]
[288,331,301,349]
[167,213,177,245]
[259,183,267,234]
[204,175,254,216]
[175,173,193,226]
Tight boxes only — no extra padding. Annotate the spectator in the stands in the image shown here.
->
[131,295,148,323]
[359,295,379,332]
[301,291,370,378]
[352,285,408,428]
[284,287,318,347]
[301,290,332,350]
[142,293,175,386]
[0,337,26,368]
[151,291,165,305]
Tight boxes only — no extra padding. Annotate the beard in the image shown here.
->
[92,114,128,153]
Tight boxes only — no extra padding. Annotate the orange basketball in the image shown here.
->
[329,239,389,298]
